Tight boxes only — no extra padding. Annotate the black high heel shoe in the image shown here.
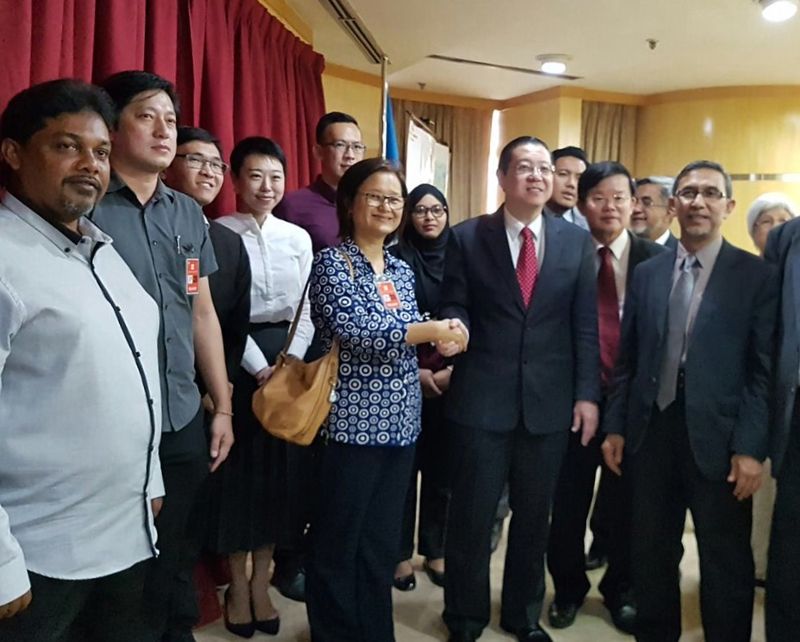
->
[223,588,255,639]
[251,594,280,635]
[393,572,417,591]
[423,558,445,587]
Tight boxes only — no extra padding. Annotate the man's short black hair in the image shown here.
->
[229,136,286,176]
[177,126,223,157]
[552,146,589,165]
[578,161,636,202]
[0,78,116,145]
[673,160,733,199]
[101,70,180,121]
[316,111,359,144]
[497,136,550,174]
[336,158,408,243]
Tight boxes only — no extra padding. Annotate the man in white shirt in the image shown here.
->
[0,80,163,641]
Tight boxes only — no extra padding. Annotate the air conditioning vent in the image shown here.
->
[428,54,581,81]
[319,0,386,64]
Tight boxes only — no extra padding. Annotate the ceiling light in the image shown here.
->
[536,54,571,75]
[759,0,798,22]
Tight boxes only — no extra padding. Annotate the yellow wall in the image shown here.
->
[321,73,383,156]
[499,97,582,150]
[636,89,800,253]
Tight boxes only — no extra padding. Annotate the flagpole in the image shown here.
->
[380,55,389,159]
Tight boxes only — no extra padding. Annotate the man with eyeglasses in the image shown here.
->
[545,146,590,231]
[441,136,600,642]
[602,160,775,642]
[270,111,365,602]
[276,111,365,253]
[631,176,678,249]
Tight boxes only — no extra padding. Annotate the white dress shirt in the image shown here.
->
[672,236,723,338]
[504,209,545,269]
[217,213,314,373]
[0,194,163,604]
[594,230,631,318]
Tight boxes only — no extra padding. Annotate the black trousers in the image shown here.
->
[306,441,415,642]
[443,424,568,636]
[547,427,632,606]
[0,560,151,642]
[766,400,800,642]
[630,394,754,642]
[144,407,209,639]
[398,397,451,561]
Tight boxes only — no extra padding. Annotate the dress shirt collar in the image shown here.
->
[503,207,543,241]
[311,174,337,204]
[106,173,176,206]
[234,211,273,235]
[677,234,723,271]
[593,229,630,260]
[655,229,672,245]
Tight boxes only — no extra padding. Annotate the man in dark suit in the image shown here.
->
[602,160,776,642]
[630,176,679,249]
[546,162,665,633]
[764,213,800,642]
[163,126,251,640]
[441,136,601,642]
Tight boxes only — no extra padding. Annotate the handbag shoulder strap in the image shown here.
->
[279,246,355,356]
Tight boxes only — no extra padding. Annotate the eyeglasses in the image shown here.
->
[639,197,667,208]
[359,192,404,211]
[588,194,631,208]
[412,204,447,218]
[175,153,228,175]
[513,163,554,178]
[676,187,726,203]
[322,141,367,154]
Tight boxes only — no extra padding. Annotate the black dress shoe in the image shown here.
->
[271,568,306,602]
[422,559,445,587]
[448,633,477,642]
[223,589,255,639]
[501,622,553,642]
[606,601,637,634]
[547,601,580,628]
[392,572,416,591]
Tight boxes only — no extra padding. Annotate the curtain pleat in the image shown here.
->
[581,101,638,169]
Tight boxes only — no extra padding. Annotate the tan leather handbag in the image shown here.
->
[251,251,353,446]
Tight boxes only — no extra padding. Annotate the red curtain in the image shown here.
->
[0,0,326,216]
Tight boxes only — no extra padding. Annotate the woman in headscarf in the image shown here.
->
[390,184,453,590]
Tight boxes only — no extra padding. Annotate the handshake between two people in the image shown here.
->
[433,318,469,357]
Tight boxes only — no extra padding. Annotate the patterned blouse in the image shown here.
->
[309,240,423,447]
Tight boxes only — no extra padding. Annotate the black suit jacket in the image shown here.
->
[207,221,251,383]
[663,231,679,250]
[440,208,601,435]
[765,218,800,475]
[604,239,777,480]
[625,231,666,282]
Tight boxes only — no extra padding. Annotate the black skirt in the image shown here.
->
[206,321,295,554]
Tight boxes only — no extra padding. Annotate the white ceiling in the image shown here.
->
[288,0,800,99]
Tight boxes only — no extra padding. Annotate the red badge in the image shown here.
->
[186,258,200,295]
[376,280,401,310]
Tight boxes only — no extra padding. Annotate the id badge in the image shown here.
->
[376,279,401,310]
[186,258,200,295]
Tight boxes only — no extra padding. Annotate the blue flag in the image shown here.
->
[385,97,400,164]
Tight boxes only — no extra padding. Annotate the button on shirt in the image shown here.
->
[594,231,631,318]
[216,213,314,373]
[0,194,163,605]
[504,209,545,269]
[92,176,217,432]
[309,241,423,446]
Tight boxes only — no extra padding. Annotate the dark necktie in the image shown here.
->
[657,255,699,410]
[516,227,538,307]
[597,246,620,387]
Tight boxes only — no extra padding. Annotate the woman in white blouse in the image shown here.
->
[210,137,313,638]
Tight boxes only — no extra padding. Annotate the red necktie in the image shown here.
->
[516,227,538,307]
[597,246,620,387]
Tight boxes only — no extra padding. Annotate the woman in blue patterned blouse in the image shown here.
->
[305,158,468,642]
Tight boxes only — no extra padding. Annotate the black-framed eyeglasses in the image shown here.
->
[412,204,447,219]
[359,191,404,211]
[322,141,367,154]
[175,153,228,175]
[676,187,726,203]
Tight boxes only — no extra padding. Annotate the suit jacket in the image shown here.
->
[765,218,800,475]
[207,221,251,382]
[663,231,679,250]
[440,208,601,435]
[604,239,777,480]
[624,231,666,284]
